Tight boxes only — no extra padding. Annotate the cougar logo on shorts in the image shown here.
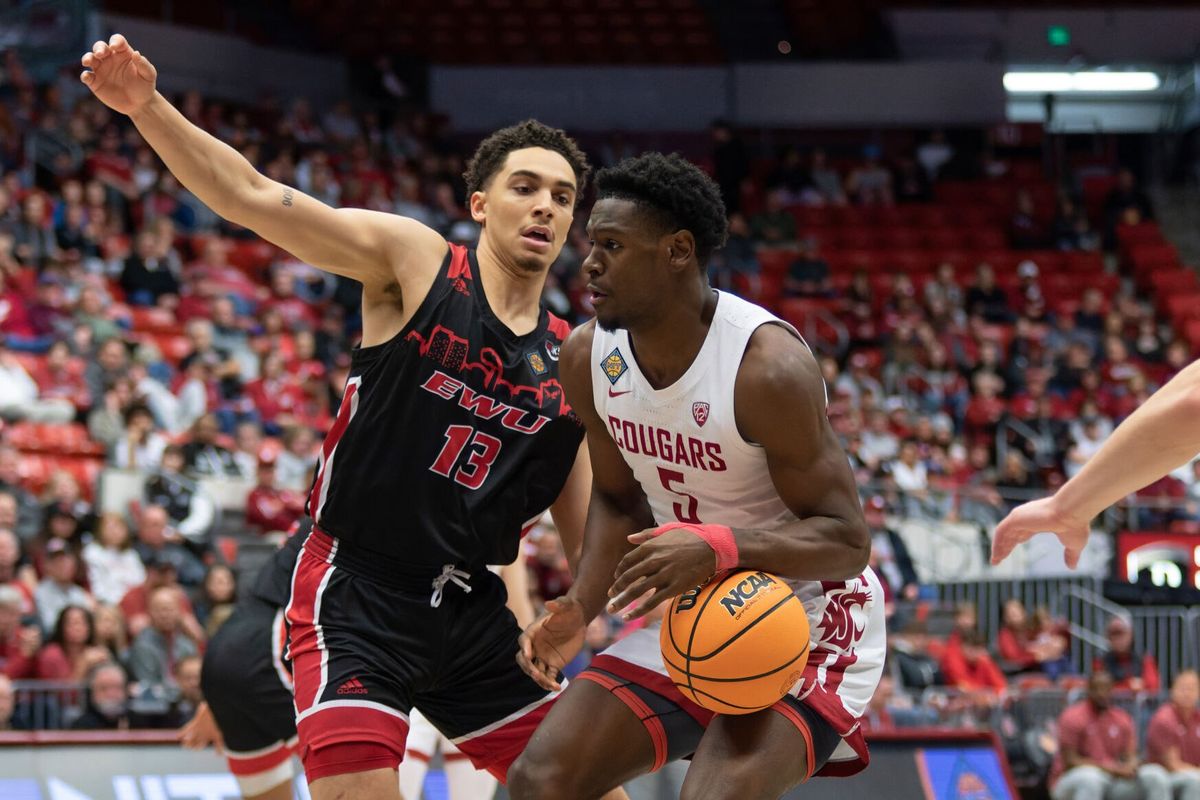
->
[819,587,869,651]
[719,572,776,616]
[692,402,710,427]
[602,348,628,384]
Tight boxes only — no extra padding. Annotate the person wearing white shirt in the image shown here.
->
[83,512,147,607]
[113,404,168,472]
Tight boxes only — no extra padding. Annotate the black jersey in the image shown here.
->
[250,517,310,608]
[307,244,583,568]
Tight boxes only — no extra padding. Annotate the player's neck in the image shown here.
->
[475,237,546,335]
[628,285,717,390]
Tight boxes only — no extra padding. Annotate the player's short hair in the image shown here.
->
[463,120,591,206]
[595,152,728,266]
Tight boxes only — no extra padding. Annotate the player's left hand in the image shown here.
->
[179,701,225,754]
[607,527,719,621]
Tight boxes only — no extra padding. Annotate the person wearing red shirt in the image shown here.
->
[1142,670,1200,800]
[1094,617,1160,694]
[939,629,1007,695]
[244,456,304,535]
[1050,671,1165,800]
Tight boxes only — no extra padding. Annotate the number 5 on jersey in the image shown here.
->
[430,424,502,489]
[658,466,701,524]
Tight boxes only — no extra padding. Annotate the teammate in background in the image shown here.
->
[1143,670,1200,800]
[183,519,538,800]
[81,33,619,800]
[992,358,1200,568]
[510,153,886,799]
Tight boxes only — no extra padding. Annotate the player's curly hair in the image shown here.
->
[595,152,728,266]
[463,120,591,207]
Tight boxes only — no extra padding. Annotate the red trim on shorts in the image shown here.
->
[589,655,715,728]
[578,672,668,772]
[404,749,432,763]
[225,740,298,777]
[303,741,400,783]
[443,752,472,762]
[297,704,409,779]
[453,698,557,785]
[771,702,815,782]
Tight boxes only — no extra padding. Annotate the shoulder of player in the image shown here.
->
[362,217,448,295]
[558,320,599,415]
[736,323,823,408]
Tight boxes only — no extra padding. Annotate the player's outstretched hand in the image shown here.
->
[179,701,225,755]
[517,597,586,692]
[80,34,157,116]
[990,496,1090,569]
[608,527,719,622]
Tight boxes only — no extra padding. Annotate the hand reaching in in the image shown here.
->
[80,34,157,116]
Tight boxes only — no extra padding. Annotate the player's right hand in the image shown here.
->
[517,596,586,692]
[178,701,225,754]
[80,34,157,116]
[990,495,1090,569]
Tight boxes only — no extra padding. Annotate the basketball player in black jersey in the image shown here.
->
[83,33,627,800]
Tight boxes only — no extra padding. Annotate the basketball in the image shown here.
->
[660,569,811,715]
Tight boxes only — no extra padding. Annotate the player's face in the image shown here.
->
[583,197,671,332]
[473,147,576,273]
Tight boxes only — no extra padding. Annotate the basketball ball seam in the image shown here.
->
[683,641,811,684]
[669,681,780,712]
[682,574,727,704]
[688,592,803,662]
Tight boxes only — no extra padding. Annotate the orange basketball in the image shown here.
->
[660,569,810,715]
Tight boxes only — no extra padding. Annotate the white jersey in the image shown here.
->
[588,290,885,776]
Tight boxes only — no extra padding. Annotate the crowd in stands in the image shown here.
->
[1,48,1199,792]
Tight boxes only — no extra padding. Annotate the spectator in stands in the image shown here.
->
[939,628,1006,697]
[807,148,847,206]
[1074,288,1107,336]
[0,584,40,678]
[93,604,129,667]
[128,585,200,701]
[783,237,832,298]
[749,190,796,246]
[1050,670,1163,800]
[119,228,180,307]
[997,599,1070,679]
[180,413,239,478]
[890,619,944,692]
[131,505,205,589]
[0,342,75,423]
[846,145,894,206]
[274,424,317,491]
[231,420,264,480]
[836,354,885,411]
[144,445,214,543]
[82,512,145,607]
[527,527,573,606]
[710,119,749,214]
[0,673,15,730]
[11,192,59,269]
[33,539,92,630]
[37,605,110,681]
[1010,189,1044,250]
[41,471,92,533]
[170,653,203,724]
[1143,670,1200,799]
[1065,416,1109,480]
[0,446,41,541]
[965,263,1011,323]
[864,494,919,608]
[996,451,1042,513]
[71,661,132,730]
[1095,616,1160,694]
[707,213,760,298]
[916,130,955,182]
[924,262,964,314]
[178,319,241,404]
[0,528,35,608]
[890,439,951,519]
[113,403,167,471]
[195,564,236,638]
[84,339,130,407]
[87,376,134,452]
[244,351,304,434]
[1104,169,1154,236]
[245,454,305,535]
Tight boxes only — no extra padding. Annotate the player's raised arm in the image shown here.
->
[992,356,1200,567]
[517,321,654,690]
[80,35,445,293]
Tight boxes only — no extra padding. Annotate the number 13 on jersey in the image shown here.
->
[430,424,502,490]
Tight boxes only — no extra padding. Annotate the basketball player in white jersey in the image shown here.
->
[509,153,886,799]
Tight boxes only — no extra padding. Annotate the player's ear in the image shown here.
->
[469,190,487,225]
[667,231,695,270]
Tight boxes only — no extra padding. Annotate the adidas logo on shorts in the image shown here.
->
[337,677,368,695]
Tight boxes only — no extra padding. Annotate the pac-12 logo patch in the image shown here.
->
[692,402,710,427]
[545,340,561,361]
[602,348,628,385]
[526,351,548,375]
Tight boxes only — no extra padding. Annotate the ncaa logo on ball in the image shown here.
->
[720,572,776,618]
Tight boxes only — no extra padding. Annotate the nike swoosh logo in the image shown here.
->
[608,388,632,397]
